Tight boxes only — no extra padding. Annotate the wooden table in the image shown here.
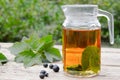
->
[0,43,120,80]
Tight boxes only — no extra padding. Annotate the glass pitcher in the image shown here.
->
[62,5,114,77]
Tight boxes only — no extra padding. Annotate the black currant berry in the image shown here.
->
[40,70,46,74]
[45,72,49,77]
[53,65,60,72]
[49,64,54,69]
[39,73,45,79]
[43,63,48,68]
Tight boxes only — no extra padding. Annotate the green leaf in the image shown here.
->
[15,50,32,63]
[15,50,42,67]
[9,42,29,55]
[9,33,40,55]
[0,53,8,65]
[90,48,100,73]
[23,53,42,68]
[24,34,41,50]
[37,41,54,52]
[67,65,82,71]
[82,46,100,73]
[40,35,53,43]
[45,47,62,62]
[81,49,90,70]
[36,35,54,52]
[44,51,53,62]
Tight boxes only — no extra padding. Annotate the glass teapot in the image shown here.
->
[62,5,114,77]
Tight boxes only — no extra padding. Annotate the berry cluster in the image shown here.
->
[39,70,48,79]
[39,63,60,79]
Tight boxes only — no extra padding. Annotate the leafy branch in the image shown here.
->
[9,34,62,68]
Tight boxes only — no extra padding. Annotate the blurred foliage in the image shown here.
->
[0,0,64,43]
[0,0,120,46]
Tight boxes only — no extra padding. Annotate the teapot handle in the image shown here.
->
[98,9,114,45]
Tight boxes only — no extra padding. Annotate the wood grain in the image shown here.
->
[0,43,120,80]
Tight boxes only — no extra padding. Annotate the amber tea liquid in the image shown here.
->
[62,27,101,77]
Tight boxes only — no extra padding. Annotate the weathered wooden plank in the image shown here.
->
[0,61,120,80]
[0,43,120,80]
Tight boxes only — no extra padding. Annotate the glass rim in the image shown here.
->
[62,4,98,8]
